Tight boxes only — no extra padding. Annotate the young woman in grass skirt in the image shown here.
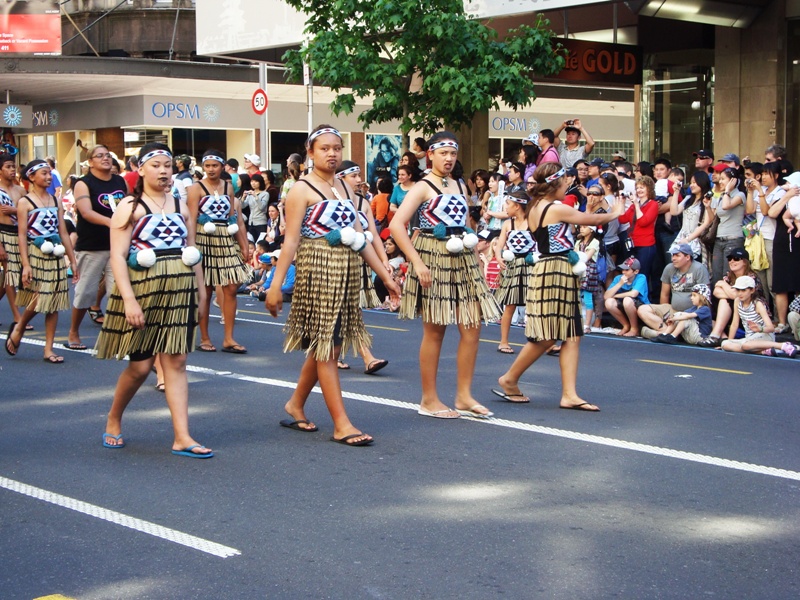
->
[389,131,501,420]
[96,142,212,458]
[188,150,251,354]
[265,126,401,446]
[494,162,623,410]
[335,160,390,375]
[5,159,79,362]
[494,190,537,355]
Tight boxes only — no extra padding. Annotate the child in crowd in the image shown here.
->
[477,231,501,290]
[576,224,601,333]
[720,275,799,357]
[651,284,713,345]
[603,257,649,337]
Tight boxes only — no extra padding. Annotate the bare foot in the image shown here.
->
[496,375,530,403]
[622,329,639,337]
[560,395,599,411]
[616,327,630,336]
[283,401,316,431]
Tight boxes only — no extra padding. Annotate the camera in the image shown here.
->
[705,190,714,198]
[566,120,575,126]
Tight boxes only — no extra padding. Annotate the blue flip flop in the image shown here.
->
[171,445,214,458]
[102,433,125,449]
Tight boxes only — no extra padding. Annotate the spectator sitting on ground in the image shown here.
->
[637,243,710,339]
[698,248,767,347]
[604,257,650,336]
[651,284,713,345]
[720,276,799,357]
[254,250,295,301]
[788,294,800,341]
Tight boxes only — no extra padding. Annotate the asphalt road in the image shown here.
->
[1,296,799,600]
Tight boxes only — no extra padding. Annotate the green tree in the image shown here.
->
[282,0,565,145]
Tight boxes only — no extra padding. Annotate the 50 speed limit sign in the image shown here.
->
[252,89,268,115]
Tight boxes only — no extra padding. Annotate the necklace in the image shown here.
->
[32,189,51,207]
[206,179,225,200]
[430,170,450,188]
[311,170,343,201]
[143,192,169,216]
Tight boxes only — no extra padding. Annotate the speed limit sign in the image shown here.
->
[252,88,268,115]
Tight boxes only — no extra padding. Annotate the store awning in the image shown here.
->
[629,0,771,28]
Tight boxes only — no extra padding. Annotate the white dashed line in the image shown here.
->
[0,476,241,558]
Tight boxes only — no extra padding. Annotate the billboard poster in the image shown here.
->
[0,1,61,56]
[365,133,401,191]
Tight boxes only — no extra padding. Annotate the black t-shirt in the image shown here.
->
[75,171,127,251]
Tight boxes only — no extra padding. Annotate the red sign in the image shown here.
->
[0,2,61,56]
[252,89,268,115]
[551,39,642,86]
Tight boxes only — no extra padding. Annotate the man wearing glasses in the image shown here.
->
[65,145,127,350]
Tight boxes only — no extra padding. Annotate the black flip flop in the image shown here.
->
[490,389,530,403]
[280,419,319,433]
[221,345,247,354]
[5,322,18,356]
[330,434,374,446]
[364,359,388,375]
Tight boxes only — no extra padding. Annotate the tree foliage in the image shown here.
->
[282,0,565,140]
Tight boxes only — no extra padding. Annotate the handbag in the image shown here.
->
[700,214,719,247]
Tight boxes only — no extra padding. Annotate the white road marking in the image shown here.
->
[187,364,800,483]
[0,476,241,558]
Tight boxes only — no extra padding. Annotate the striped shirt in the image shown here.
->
[737,299,772,339]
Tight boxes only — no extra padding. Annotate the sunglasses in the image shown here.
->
[728,256,743,261]
[587,192,603,196]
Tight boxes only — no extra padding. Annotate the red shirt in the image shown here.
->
[123,170,139,194]
[618,199,658,247]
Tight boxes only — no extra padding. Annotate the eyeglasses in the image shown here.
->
[525,181,535,186]
[92,153,112,159]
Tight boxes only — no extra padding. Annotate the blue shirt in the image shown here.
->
[686,305,713,337]
[261,263,295,294]
[610,273,650,304]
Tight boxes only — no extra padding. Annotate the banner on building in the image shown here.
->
[0,1,61,56]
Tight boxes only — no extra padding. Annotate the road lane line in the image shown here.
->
[0,476,241,558]
[186,365,800,483]
[637,359,751,375]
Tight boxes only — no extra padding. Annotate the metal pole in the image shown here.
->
[613,3,618,44]
[259,63,269,168]
[304,62,314,136]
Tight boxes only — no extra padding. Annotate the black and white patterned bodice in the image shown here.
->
[418,194,468,229]
[26,207,58,238]
[130,212,188,252]
[300,200,357,238]
[199,193,232,222]
[534,222,574,255]
[0,189,16,225]
[506,229,536,255]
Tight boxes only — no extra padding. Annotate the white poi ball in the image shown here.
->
[446,235,464,254]
[40,240,54,254]
[340,226,356,247]
[572,261,587,276]
[203,221,217,234]
[227,223,239,235]
[502,249,515,263]
[462,232,479,249]
[365,230,374,244]
[575,251,588,264]
[137,248,157,268]
[182,245,201,266]
[351,231,366,251]
[52,244,66,257]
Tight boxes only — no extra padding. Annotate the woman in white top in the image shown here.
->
[745,162,780,307]
[669,170,713,263]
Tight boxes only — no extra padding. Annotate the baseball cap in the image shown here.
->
[732,275,756,290]
[477,229,492,241]
[269,249,281,260]
[244,153,261,166]
[611,150,627,160]
[727,247,749,261]
[693,149,714,159]
[258,252,271,264]
[564,126,581,134]
[618,257,641,271]
[589,157,605,167]
[669,243,694,256]
[718,153,741,166]
[712,163,728,173]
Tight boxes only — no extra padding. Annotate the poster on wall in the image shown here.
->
[0,1,61,56]
[366,134,401,191]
